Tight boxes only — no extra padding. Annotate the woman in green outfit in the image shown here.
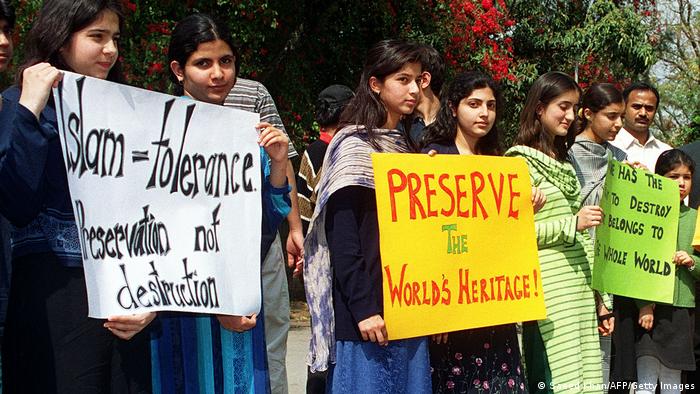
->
[505,72,612,393]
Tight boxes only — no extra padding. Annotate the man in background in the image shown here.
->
[611,82,671,171]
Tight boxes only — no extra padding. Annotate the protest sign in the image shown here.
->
[372,153,545,340]
[592,159,679,303]
[53,72,263,318]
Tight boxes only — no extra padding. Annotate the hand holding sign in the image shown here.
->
[576,205,603,231]
[20,63,64,119]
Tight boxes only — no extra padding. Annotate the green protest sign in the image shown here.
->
[592,159,679,303]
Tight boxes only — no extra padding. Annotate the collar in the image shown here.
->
[318,131,333,144]
[616,127,661,149]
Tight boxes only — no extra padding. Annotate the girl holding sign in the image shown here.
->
[568,83,632,389]
[419,71,528,393]
[303,39,432,392]
[149,13,291,394]
[505,71,611,393]
[0,1,154,392]
[635,149,699,394]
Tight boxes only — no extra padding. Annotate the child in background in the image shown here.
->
[635,149,699,394]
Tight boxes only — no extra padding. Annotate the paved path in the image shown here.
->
[286,326,311,393]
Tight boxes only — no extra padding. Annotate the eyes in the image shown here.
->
[667,174,692,182]
[88,31,120,47]
[630,103,656,112]
[466,100,496,110]
[193,56,235,68]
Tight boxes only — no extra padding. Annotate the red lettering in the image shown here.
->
[455,175,469,218]
[488,173,505,214]
[514,275,522,299]
[387,169,407,222]
[495,275,505,300]
[470,171,488,219]
[458,268,470,304]
[480,278,490,302]
[522,275,530,298]
[407,173,427,220]
[422,281,430,305]
[412,282,422,305]
[423,174,438,217]
[438,174,455,216]
[432,281,441,305]
[403,282,413,305]
[384,264,406,307]
[504,277,515,300]
[508,173,520,219]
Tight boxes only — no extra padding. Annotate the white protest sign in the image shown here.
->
[53,72,262,318]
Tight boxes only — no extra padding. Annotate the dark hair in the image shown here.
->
[623,81,660,106]
[18,0,125,83]
[315,85,354,127]
[575,83,623,134]
[168,13,239,96]
[420,71,502,155]
[0,0,15,29]
[420,44,445,95]
[515,71,581,161]
[655,149,695,177]
[339,39,422,151]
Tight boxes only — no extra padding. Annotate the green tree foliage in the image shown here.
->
[652,0,700,145]
[3,0,658,150]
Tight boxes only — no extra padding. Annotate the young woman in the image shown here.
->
[635,149,699,394]
[568,83,628,388]
[0,1,153,392]
[150,13,291,394]
[569,83,627,209]
[420,71,529,393]
[303,39,432,392]
[504,71,610,393]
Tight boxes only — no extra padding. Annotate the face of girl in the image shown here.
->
[171,39,236,105]
[370,61,421,128]
[537,89,579,138]
[664,164,693,201]
[62,10,120,79]
[585,102,624,143]
[452,87,496,144]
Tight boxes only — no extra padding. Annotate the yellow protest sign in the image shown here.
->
[372,153,545,340]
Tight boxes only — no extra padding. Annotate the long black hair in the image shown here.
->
[420,71,502,155]
[18,0,125,83]
[575,83,623,135]
[515,71,581,161]
[339,39,422,151]
[168,13,239,96]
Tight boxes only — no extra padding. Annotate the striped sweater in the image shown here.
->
[505,145,603,393]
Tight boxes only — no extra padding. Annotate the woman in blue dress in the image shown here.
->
[150,13,291,394]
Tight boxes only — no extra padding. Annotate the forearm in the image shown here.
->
[268,157,287,188]
[286,161,303,232]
